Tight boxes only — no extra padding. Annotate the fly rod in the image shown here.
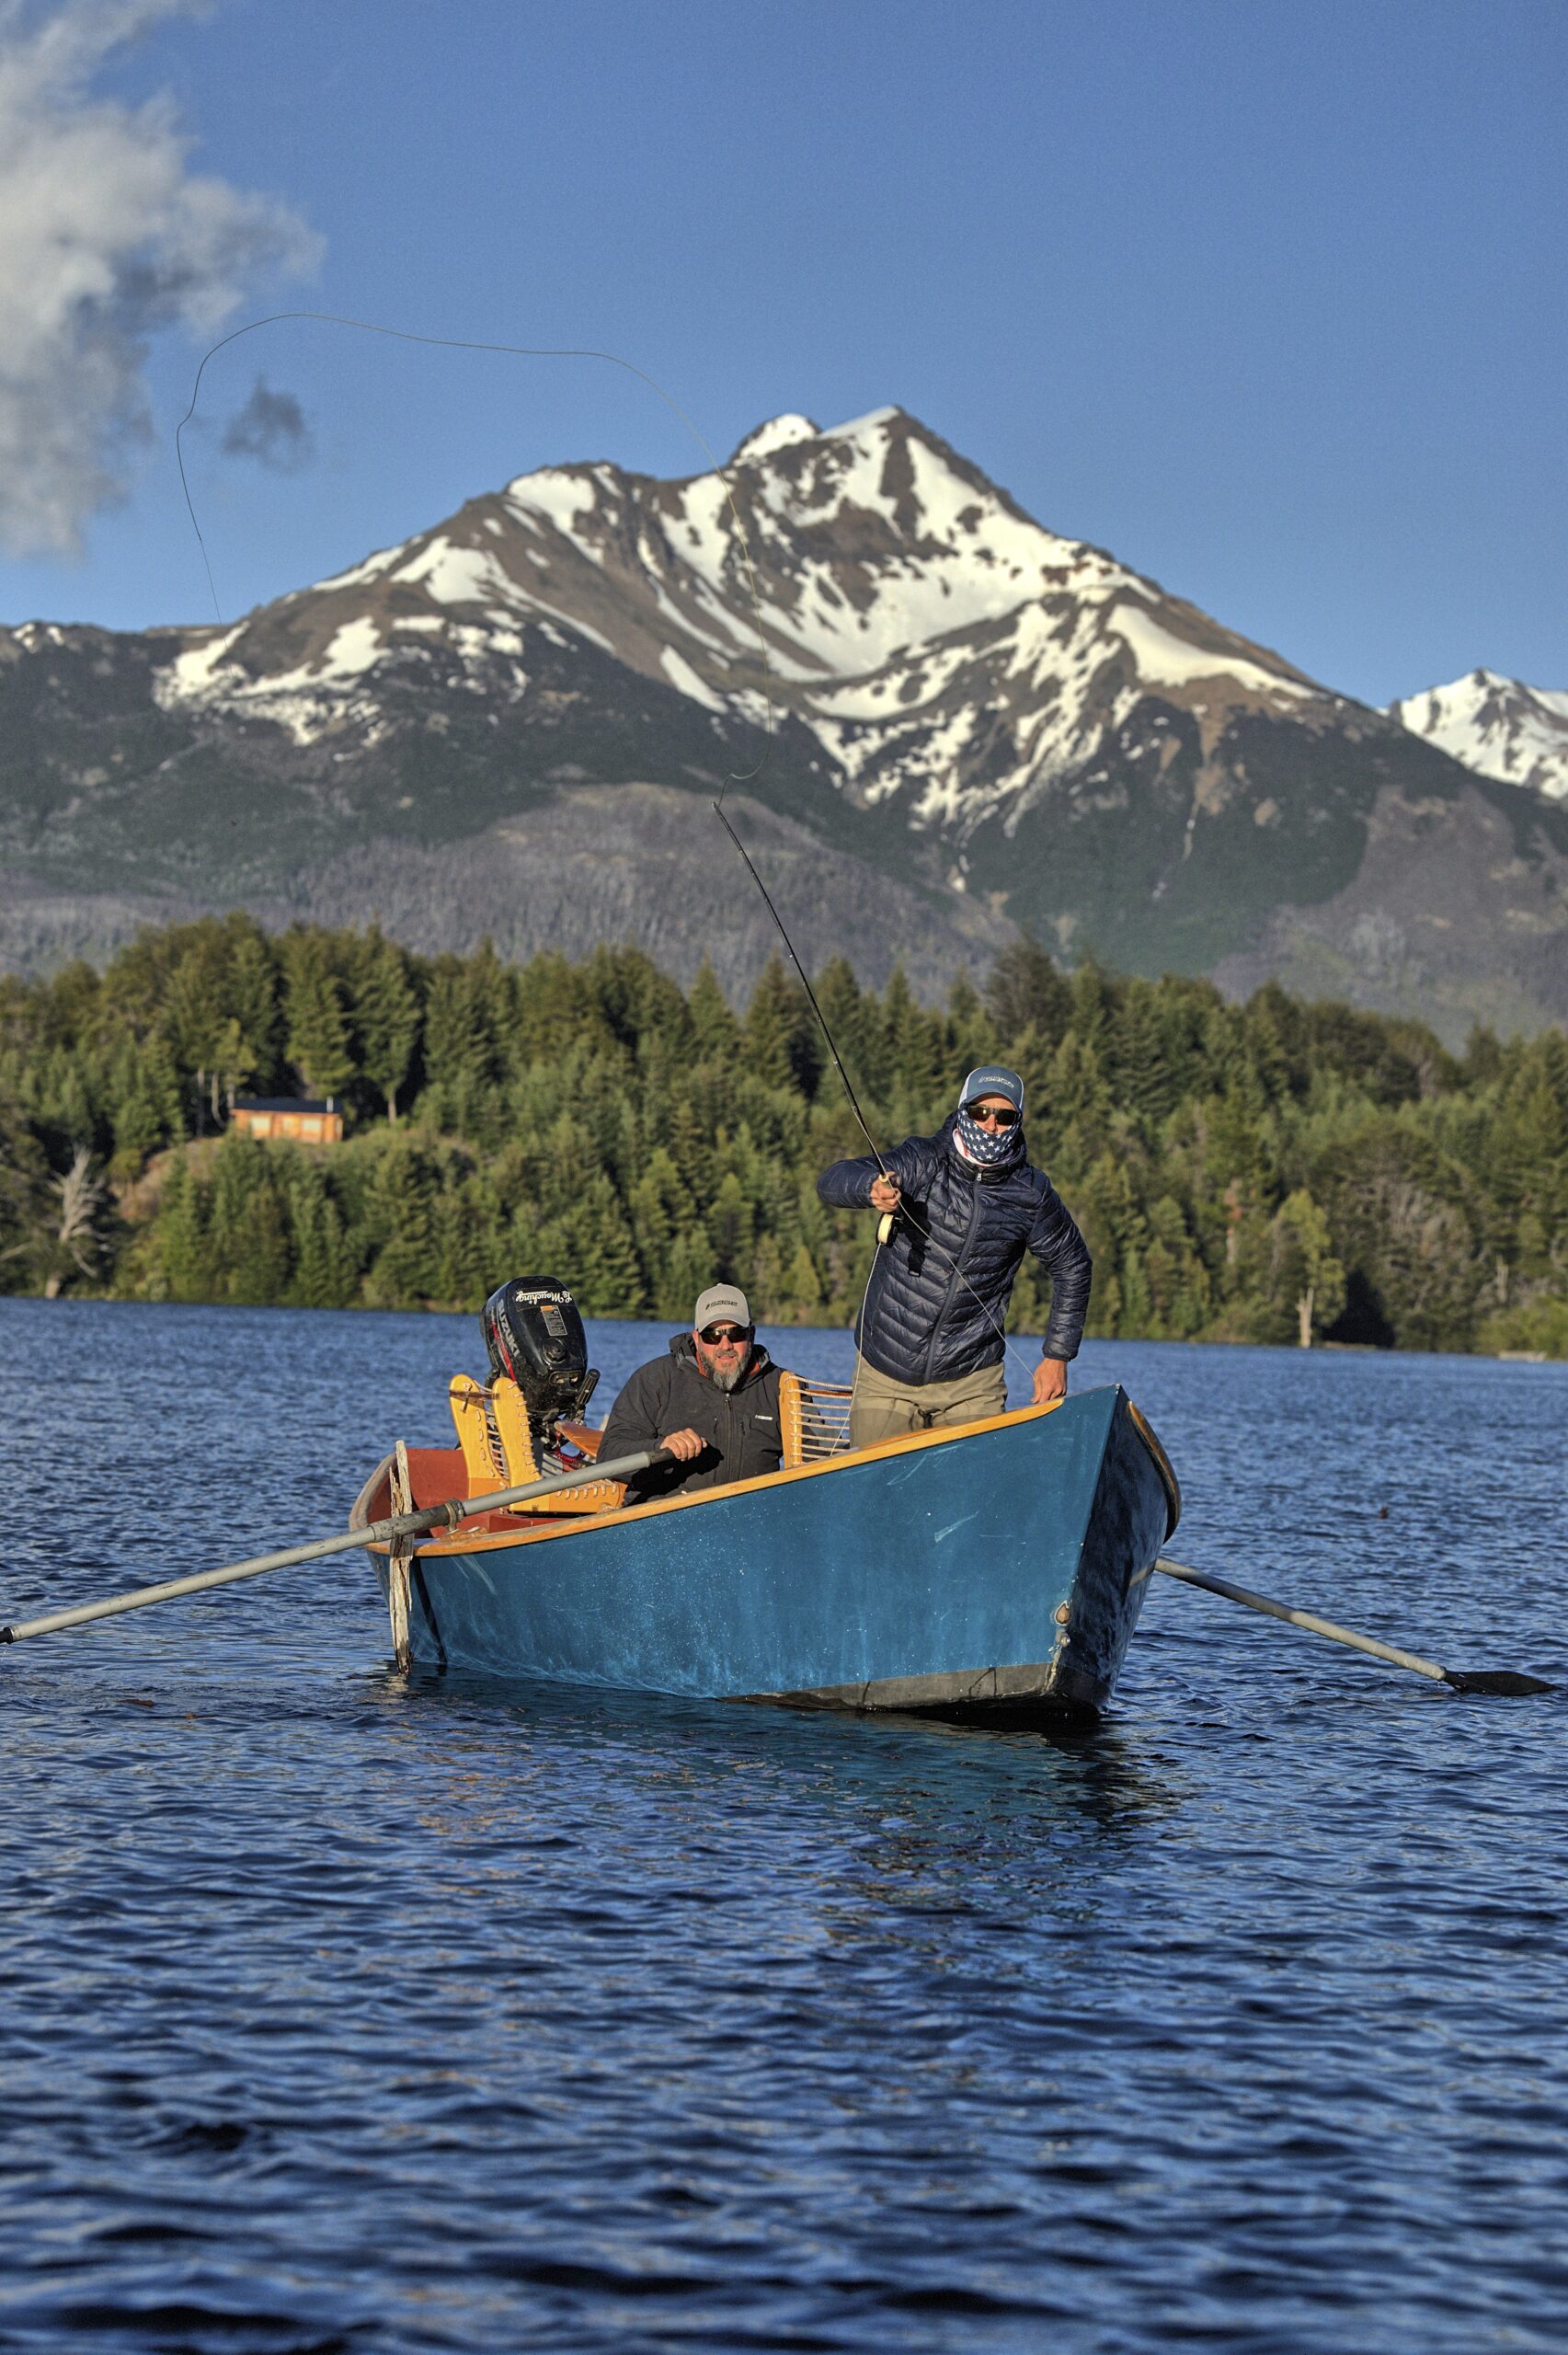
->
[712,799,890,1179]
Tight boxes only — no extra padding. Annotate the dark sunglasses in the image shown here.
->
[964,1102,1020,1128]
[699,1324,751,1347]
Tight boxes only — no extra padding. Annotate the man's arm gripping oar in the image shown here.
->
[0,1449,674,1648]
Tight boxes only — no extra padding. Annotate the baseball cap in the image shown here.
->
[958,1065,1024,1114]
[693,1284,751,1332]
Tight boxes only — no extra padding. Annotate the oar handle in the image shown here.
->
[0,1447,674,1647]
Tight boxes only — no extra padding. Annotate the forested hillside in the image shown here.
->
[1,914,1564,1358]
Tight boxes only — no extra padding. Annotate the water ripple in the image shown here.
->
[0,1300,1564,2351]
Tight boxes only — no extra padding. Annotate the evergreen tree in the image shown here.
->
[551,1172,646,1315]
[219,921,282,1106]
[353,925,419,1122]
[1270,1190,1346,1347]
[662,1223,717,1323]
[287,1163,359,1308]
[706,1169,752,1278]
[742,959,799,1091]
[435,1168,500,1310]
[363,1139,442,1307]
[206,1133,291,1303]
[422,953,502,1133]
[1316,1122,1482,1350]
[987,935,1071,1049]
[157,1153,214,1303]
[282,932,354,1101]
[1047,1032,1113,1137]
[1069,959,1117,1062]
[1113,980,1176,1129]
[228,1183,291,1305]
[689,959,741,1062]
[0,1094,52,1294]
[944,971,994,1076]
[161,941,226,1133]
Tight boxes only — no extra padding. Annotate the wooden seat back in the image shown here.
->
[447,1374,625,1514]
[777,1371,854,1468]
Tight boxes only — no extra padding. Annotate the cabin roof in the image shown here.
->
[233,1097,338,1114]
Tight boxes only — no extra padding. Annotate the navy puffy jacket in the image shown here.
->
[817,1117,1093,1384]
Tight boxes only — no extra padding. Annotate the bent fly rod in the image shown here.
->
[710,799,891,1187]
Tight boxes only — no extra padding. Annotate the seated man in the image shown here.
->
[598,1285,784,1503]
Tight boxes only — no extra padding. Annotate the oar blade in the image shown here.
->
[1442,1668,1555,1697]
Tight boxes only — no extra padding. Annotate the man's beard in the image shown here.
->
[699,1350,744,1393]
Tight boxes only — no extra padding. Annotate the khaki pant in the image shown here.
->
[848,1352,1008,1449]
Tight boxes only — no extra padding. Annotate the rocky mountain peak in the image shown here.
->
[4,407,1564,1037]
[1389,668,1568,802]
[729,414,821,464]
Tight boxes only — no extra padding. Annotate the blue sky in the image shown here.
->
[0,0,1562,707]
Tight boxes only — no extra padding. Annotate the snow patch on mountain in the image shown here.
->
[1109,604,1310,698]
[1389,669,1568,802]
[162,626,244,697]
[505,466,612,544]
[660,645,725,711]
[731,415,819,464]
[320,617,385,675]
[393,540,514,606]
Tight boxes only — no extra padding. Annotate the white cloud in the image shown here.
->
[0,0,318,556]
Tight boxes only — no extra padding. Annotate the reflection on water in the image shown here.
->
[0,1298,1565,2353]
[374,1666,1187,1889]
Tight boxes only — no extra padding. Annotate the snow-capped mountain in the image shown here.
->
[3,408,1565,1036]
[1389,670,1568,803]
[150,404,1344,849]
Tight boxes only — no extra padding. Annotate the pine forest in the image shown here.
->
[1,914,1564,1361]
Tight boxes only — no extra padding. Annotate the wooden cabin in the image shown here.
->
[231,1096,344,1144]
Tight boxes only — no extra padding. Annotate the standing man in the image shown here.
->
[598,1284,785,1503]
[818,1065,1092,1447]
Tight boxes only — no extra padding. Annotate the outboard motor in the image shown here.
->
[480,1277,600,1458]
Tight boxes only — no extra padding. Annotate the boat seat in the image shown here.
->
[777,1372,854,1469]
[447,1374,626,1515]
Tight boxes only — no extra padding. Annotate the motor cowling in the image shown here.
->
[480,1277,600,1447]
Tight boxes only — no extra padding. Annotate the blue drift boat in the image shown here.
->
[351,1373,1181,1722]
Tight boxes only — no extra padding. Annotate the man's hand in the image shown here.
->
[1033,1358,1068,1407]
[659,1427,705,1462]
[869,1175,901,1214]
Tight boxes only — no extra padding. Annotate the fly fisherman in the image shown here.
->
[818,1065,1092,1448]
[598,1285,786,1503]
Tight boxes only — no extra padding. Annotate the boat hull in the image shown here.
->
[355,1386,1173,1719]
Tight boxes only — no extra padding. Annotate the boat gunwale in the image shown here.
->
[355,1393,1093,1559]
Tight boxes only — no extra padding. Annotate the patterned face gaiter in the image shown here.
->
[954,1109,1025,1168]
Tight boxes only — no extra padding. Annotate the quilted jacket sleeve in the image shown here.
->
[1031,1184,1093,1361]
[817,1134,933,1210]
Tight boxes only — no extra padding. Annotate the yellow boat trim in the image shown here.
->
[371,1394,1070,1558]
[1126,1399,1182,1537]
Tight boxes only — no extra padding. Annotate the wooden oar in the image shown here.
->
[1155,1557,1552,1697]
[0,1447,673,1648]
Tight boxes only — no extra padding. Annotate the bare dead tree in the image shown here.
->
[43,1147,109,1299]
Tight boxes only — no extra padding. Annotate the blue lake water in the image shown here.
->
[1,1297,1565,2353]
